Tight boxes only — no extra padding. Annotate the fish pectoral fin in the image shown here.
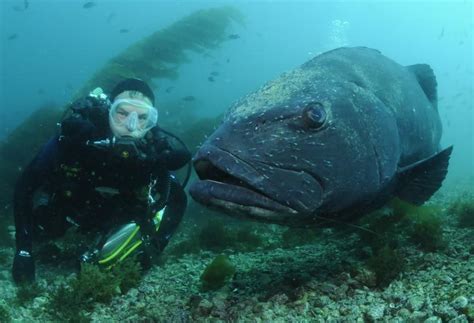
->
[406,63,438,109]
[395,146,453,206]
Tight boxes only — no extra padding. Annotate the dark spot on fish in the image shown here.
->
[83,1,96,9]
[182,96,196,102]
[165,86,174,93]
[210,71,219,76]
[8,34,18,40]
[208,76,215,82]
[119,29,129,33]
[228,34,240,40]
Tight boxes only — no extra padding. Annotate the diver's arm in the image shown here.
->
[13,137,58,283]
[156,148,191,171]
[60,115,97,144]
[59,96,109,145]
[153,135,191,171]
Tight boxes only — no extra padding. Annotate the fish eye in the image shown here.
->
[302,102,327,129]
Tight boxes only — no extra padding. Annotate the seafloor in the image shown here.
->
[0,183,473,322]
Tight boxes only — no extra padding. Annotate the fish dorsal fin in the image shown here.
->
[406,64,438,109]
[395,146,453,205]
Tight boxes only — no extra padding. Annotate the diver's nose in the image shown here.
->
[126,111,138,131]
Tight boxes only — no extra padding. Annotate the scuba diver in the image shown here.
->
[12,78,191,283]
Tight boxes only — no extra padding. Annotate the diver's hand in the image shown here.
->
[70,96,109,113]
[12,250,35,284]
[61,117,97,143]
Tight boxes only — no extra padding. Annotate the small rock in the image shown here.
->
[410,311,428,321]
[424,316,442,323]
[128,288,138,298]
[435,304,457,320]
[355,267,377,287]
[397,308,411,319]
[467,273,474,282]
[164,295,176,303]
[197,299,213,316]
[448,314,469,323]
[465,305,474,320]
[451,296,468,310]
[441,275,454,283]
[408,296,425,311]
[366,304,385,321]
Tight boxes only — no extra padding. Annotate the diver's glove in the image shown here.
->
[61,117,97,143]
[70,95,110,116]
[12,250,35,284]
[154,148,191,171]
[61,95,109,142]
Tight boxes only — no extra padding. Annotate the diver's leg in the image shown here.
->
[32,189,69,240]
[154,179,187,252]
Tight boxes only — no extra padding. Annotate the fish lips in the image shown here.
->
[189,180,296,222]
[189,144,324,219]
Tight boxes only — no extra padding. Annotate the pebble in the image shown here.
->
[451,296,468,310]
[448,314,469,323]
[366,304,385,321]
[197,299,213,316]
[410,311,428,321]
[164,295,176,303]
[408,296,425,311]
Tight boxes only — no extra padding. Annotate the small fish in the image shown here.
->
[37,88,45,95]
[182,96,196,102]
[208,76,215,82]
[165,86,174,93]
[437,27,445,40]
[226,58,230,63]
[8,34,18,40]
[210,71,219,76]
[83,1,96,9]
[12,0,28,11]
[106,12,116,23]
[119,29,129,33]
[228,34,240,40]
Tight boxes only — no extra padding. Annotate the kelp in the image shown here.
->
[0,6,243,209]
[76,6,244,98]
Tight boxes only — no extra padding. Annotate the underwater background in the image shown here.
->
[0,0,473,322]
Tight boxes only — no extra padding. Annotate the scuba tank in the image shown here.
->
[80,208,164,268]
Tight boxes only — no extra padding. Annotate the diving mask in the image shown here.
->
[109,99,158,138]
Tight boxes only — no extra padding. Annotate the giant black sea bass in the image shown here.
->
[189,47,453,226]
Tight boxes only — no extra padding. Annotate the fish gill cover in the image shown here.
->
[0,6,243,209]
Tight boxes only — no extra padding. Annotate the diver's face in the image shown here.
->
[109,91,157,139]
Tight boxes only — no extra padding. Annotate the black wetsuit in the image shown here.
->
[12,97,190,282]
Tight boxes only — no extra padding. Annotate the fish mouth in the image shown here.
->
[189,145,322,223]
